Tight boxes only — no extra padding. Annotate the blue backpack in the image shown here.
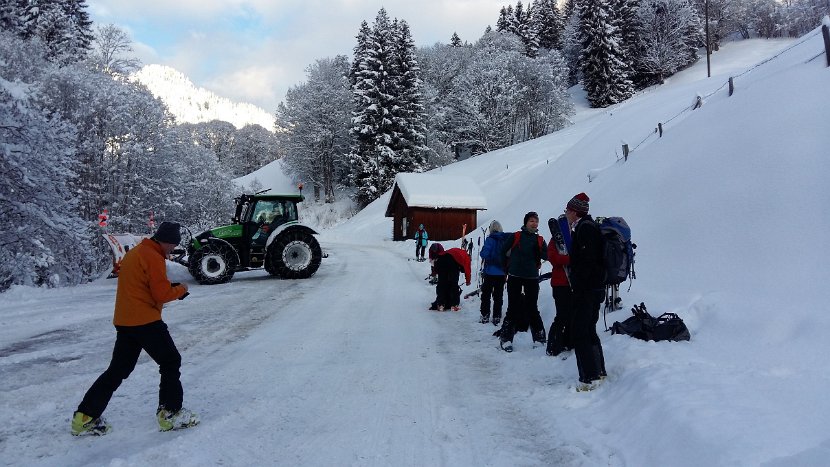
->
[597,217,636,286]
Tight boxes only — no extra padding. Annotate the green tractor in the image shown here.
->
[183,190,322,284]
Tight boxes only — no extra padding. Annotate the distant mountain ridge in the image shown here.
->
[131,64,276,131]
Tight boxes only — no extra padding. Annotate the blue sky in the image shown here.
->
[86,0,507,112]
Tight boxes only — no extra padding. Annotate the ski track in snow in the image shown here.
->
[0,240,604,466]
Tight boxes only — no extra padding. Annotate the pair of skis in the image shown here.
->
[548,214,572,285]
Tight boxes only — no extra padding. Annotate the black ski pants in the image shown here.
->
[480,274,506,321]
[416,243,426,260]
[546,286,574,356]
[499,276,545,343]
[78,320,183,418]
[572,289,607,383]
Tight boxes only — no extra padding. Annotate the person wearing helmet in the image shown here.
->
[428,243,471,311]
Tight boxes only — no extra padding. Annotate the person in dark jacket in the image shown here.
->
[428,243,472,311]
[564,193,607,390]
[479,220,509,325]
[71,221,198,435]
[546,227,573,357]
[497,212,548,352]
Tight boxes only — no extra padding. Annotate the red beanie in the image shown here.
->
[566,193,590,216]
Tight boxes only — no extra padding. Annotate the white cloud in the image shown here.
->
[87,0,506,111]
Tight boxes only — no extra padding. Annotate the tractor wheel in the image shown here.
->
[188,242,237,285]
[266,230,322,279]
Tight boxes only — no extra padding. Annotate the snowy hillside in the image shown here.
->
[131,64,277,130]
[1,27,830,467]
[233,158,296,193]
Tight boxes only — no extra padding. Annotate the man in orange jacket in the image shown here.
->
[71,221,198,435]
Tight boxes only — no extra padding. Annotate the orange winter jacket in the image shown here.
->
[113,238,187,326]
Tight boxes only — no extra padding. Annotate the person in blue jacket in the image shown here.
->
[478,220,509,325]
[414,224,429,261]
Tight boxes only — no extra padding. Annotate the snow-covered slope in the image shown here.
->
[131,64,276,130]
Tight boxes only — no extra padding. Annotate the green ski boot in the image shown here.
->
[71,411,111,436]
[157,406,199,432]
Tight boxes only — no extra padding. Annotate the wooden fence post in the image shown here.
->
[823,25,830,67]
[658,123,663,137]
[728,77,734,96]
[622,144,629,161]
[693,96,703,109]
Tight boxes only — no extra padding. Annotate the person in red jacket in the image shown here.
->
[71,221,198,435]
[428,243,471,311]
[546,231,573,357]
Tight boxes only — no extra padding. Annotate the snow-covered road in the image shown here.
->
[0,240,592,466]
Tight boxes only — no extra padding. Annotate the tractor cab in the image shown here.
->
[233,193,303,269]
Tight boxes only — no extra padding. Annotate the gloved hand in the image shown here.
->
[171,282,189,299]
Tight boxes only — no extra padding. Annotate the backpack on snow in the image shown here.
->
[611,302,690,342]
[596,216,636,287]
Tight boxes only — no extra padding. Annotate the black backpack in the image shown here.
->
[611,303,690,342]
[596,216,636,286]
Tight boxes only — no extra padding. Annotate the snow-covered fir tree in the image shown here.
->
[532,0,565,50]
[577,0,634,107]
[277,56,352,203]
[450,32,463,46]
[8,0,93,64]
[614,0,641,85]
[349,20,372,87]
[496,5,515,32]
[348,8,427,207]
[514,1,540,57]
[389,19,429,174]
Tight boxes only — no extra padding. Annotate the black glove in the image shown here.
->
[178,291,189,300]
[171,282,180,287]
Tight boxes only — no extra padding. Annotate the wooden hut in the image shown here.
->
[385,173,488,241]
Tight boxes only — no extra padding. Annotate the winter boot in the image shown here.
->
[71,411,111,436]
[479,315,490,324]
[157,406,199,432]
[499,339,513,353]
[575,380,601,392]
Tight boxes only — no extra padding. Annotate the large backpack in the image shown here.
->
[597,217,635,286]
[611,302,690,342]
[503,231,545,270]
